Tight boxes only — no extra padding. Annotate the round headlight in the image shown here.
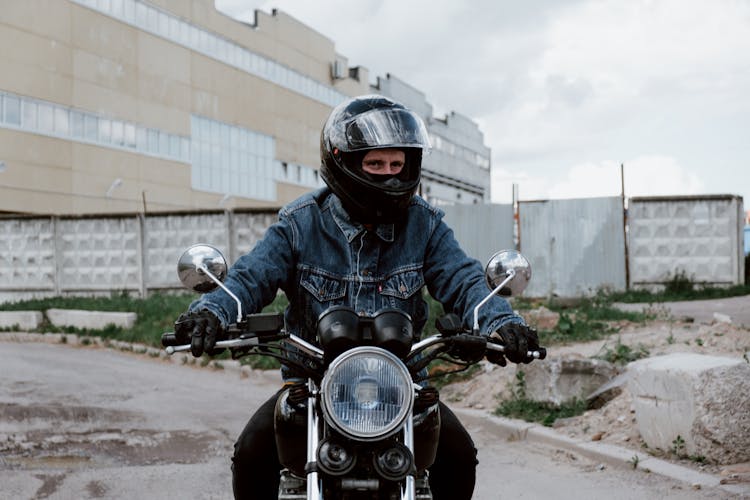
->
[321,346,414,441]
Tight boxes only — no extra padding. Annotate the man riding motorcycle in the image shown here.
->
[174,95,540,499]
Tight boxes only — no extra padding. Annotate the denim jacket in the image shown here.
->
[191,188,524,375]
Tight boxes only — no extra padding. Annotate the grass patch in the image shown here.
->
[494,371,587,426]
[608,269,750,303]
[495,397,587,427]
[533,295,651,346]
[0,291,195,346]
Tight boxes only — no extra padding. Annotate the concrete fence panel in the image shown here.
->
[628,195,745,288]
[57,216,141,293]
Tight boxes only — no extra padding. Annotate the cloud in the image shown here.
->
[216,0,750,206]
[491,155,705,203]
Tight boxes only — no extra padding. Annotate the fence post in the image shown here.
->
[137,213,147,298]
[226,209,236,264]
[52,215,61,296]
[621,163,630,290]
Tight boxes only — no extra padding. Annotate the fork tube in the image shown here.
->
[401,416,416,500]
[307,380,322,499]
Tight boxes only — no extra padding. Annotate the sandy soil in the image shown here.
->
[440,307,750,478]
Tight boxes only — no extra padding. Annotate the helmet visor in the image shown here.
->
[332,108,431,153]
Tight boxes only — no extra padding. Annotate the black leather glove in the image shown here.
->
[174,309,224,357]
[490,323,539,364]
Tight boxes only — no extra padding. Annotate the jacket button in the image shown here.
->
[399,284,407,293]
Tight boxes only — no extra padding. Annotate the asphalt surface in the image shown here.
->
[1,340,747,499]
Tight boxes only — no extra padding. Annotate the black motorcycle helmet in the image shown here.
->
[320,95,431,224]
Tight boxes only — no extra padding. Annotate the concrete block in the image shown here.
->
[0,311,43,330]
[628,353,750,464]
[518,356,619,405]
[46,309,137,329]
[524,306,560,331]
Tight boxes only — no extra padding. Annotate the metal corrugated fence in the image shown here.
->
[518,197,627,297]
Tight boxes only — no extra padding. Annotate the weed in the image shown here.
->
[540,297,650,346]
[671,435,686,457]
[495,397,587,427]
[81,337,91,346]
[213,361,224,370]
[695,338,704,347]
[666,334,675,345]
[59,335,67,344]
[629,455,640,469]
[664,270,694,295]
[494,369,586,426]
[513,370,527,400]
[609,276,750,303]
[596,338,650,365]
[200,357,211,367]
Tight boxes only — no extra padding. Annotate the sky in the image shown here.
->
[215,0,750,206]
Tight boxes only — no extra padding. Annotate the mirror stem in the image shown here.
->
[473,269,516,334]
[198,263,243,323]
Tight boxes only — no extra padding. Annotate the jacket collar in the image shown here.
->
[328,194,395,243]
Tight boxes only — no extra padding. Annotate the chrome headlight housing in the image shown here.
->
[321,346,414,441]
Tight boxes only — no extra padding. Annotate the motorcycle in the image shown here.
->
[162,245,546,500]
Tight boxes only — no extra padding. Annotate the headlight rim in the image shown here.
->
[321,346,414,441]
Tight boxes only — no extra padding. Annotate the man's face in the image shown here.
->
[361,149,405,176]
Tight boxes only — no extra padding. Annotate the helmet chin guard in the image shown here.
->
[320,95,430,224]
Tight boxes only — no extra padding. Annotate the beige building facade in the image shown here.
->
[0,0,491,215]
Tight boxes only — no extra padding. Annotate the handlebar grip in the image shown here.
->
[161,332,181,347]
[486,341,547,360]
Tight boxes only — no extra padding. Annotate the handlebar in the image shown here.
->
[162,336,261,355]
[162,315,546,361]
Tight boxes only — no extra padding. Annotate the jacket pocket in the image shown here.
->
[380,269,424,299]
[300,269,347,302]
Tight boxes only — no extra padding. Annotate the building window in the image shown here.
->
[0,90,189,163]
[2,95,20,125]
[191,115,276,201]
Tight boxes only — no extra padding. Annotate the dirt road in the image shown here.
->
[1,340,742,499]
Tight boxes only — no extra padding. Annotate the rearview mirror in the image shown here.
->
[484,249,531,297]
[177,244,228,293]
